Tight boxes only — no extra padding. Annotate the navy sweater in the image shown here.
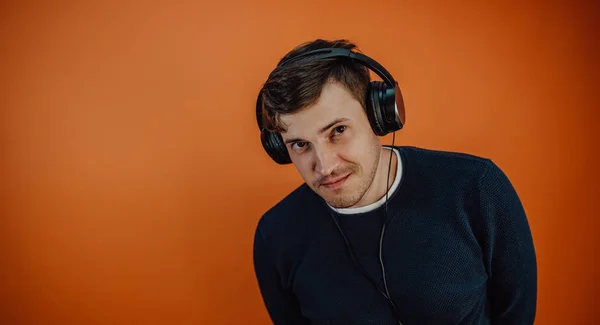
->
[253,146,537,325]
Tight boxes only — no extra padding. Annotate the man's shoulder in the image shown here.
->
[261,182,315,218]
[396,145,498,191]
[255,182,320,239]
[398,145,494,175]
[398,145,492,164]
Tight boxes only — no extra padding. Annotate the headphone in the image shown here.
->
[255,47,406,164]
[255,47,406,325]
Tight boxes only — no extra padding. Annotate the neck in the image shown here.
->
[351,146,398,208]
[375,146,398,199]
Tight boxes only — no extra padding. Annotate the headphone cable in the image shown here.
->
[380,131,402,324]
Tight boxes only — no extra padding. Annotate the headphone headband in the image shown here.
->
[277,48,398,88]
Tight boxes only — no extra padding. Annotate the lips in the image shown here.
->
[321,174,350,189]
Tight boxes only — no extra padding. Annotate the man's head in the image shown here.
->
[259,39,385,208]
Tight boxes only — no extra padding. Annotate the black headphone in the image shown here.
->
[255,47,406,164]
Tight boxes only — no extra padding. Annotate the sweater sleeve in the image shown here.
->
[253,224,311,325]
[477,160,537,325]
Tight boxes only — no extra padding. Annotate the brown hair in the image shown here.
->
[259,39,370,132]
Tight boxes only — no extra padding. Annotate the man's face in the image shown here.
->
[280,81,382,208]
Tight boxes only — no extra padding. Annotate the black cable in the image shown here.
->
[328,209,391,301]
[380,132,402,324]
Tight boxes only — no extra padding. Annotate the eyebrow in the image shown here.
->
[284,117,350,144]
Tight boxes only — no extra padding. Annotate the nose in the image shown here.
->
[314,145,340,177]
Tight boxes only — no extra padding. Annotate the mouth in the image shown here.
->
[321,174,351,190]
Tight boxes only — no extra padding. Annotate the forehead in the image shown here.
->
[280,82,364,137]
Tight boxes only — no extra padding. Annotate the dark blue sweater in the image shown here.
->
[253,146,537,325]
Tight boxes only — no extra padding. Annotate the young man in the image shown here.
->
[252,39,537,325]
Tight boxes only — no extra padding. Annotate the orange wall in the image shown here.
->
[1,1,598,324]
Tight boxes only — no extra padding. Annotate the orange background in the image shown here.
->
[1,1,598,324]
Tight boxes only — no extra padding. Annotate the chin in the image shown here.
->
[320,190,362,208]
[325,197,360,209]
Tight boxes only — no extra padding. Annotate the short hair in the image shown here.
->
[259,39,370,132]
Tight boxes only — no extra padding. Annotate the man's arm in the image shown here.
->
[253,225,310,325]
[477,160,537,325]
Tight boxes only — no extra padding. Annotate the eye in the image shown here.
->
[291,141,309,151]
[333,125,347,136]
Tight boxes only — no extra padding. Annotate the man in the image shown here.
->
[252,39,537,325]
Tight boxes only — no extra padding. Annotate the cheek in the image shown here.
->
[292,158,315,178]
[341,134,377,163]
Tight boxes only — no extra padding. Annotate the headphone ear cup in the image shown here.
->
[381,82,404,133]
[257,92,292,165]
[260,130,292,164]
[366,81,387,136]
